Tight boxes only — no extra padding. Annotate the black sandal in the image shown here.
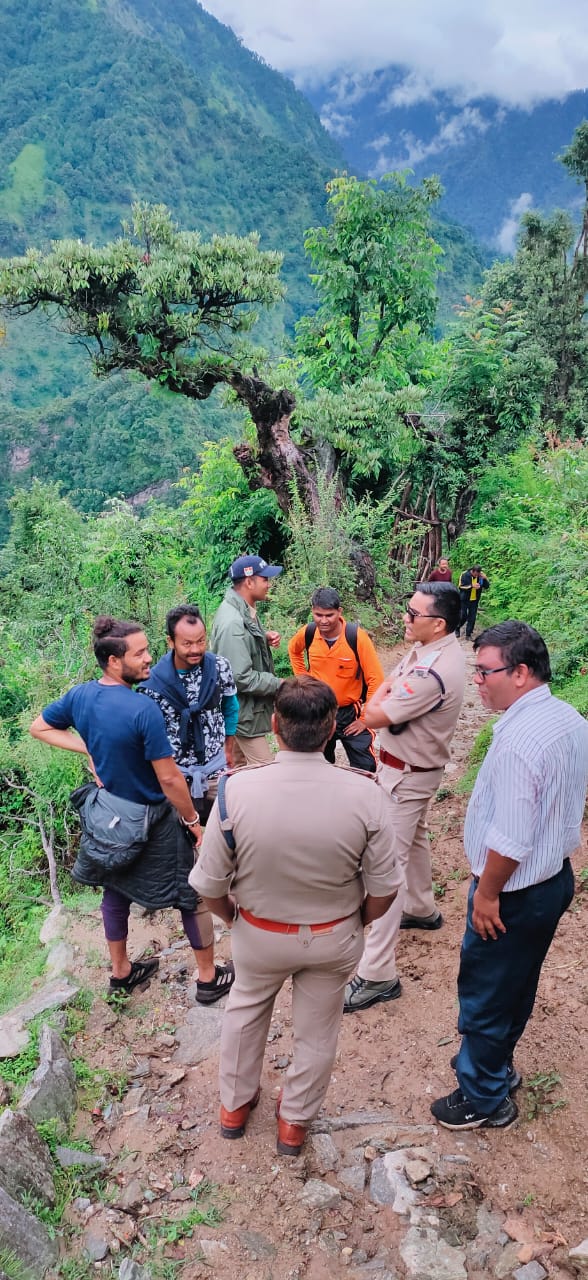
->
[196,962,235,1006]
[109,956,160,996]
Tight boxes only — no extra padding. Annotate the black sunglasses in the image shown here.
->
[406,605,443,621]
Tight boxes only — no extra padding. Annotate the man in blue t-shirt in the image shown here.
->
[30,615,234,1004]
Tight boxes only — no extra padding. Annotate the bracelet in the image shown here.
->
[183,816,201,828]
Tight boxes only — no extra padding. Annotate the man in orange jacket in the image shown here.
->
[288,587,384,772]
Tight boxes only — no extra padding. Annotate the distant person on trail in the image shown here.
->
[29,616,233,1006]
[287,587,384,773]
[431,621,588,1131]
[457,565,490,639]
[138,604,239,824]
[429,557,453,583]
[209,555,283,768]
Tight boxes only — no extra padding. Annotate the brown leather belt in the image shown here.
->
[239,908,351,934]
[380,747,434,773]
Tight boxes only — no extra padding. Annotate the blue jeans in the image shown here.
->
[455,860,574,1113]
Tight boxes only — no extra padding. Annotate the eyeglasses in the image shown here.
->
[406,605,443,621]
[473,665,512,681]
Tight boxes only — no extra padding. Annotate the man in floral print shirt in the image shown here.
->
[139,604,239,824]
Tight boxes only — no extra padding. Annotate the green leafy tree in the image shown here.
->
[296,172,443,390]
[0,203,321,517]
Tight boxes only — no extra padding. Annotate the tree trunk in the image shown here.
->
[229,373,321,517]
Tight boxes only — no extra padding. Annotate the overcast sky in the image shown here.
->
[199,0,588,107]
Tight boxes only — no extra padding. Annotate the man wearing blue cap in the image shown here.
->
[210,555,283,767]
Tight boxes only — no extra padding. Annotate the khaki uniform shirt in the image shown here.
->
[190,751,402,923]
[379,632,466,770]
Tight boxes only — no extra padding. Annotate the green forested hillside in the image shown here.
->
[0,0,488,529]
[0,0,341,310]
[0,0,342,525]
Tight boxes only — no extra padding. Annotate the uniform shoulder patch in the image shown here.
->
[412,649,441,676]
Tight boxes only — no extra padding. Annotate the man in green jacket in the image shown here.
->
[209,555,283,767]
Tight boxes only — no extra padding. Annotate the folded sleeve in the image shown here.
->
[485,749,539,863]
[42,690,75,729]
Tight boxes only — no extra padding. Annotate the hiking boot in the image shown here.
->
[274,1091,307,1156]
[450,1054,522,1093]
[343,975,402,1012]
[108,956,159,998]
[196,962,235,1006]
[277,1116,307,1156]
[220,1087,261,1139]
[400,910,443,931]
[431,1087,518,1131]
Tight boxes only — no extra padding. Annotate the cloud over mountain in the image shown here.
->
[200,0,588,108]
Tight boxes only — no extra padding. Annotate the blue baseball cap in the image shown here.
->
[229,555,283,581]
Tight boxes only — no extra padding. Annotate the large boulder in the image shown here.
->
[0,980,79,1060]
[0,1110,56,1206]
[18,1024,76,1130]
[0,1185,59,1274]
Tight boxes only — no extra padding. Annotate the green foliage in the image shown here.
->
[525,1071,566,1120]
[454,443,588,705]
[271,477,364,635]
[176,439,285,607]
[456,720,496,794]
[0,1019,43,1090]
[0,1251,34,1280]
[297,172,443,390]
[481,194,588,437]
[0,203,285,396]
[0,909,48,1015]
[145,1182,223,1248]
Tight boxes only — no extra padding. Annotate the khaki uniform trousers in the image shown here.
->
[220,911,364,1123]
[357,764,443,983]
[232,734,274,768]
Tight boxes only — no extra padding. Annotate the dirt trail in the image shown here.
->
[63,642,588,1278]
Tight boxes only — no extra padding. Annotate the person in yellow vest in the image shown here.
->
[456,566,490,639]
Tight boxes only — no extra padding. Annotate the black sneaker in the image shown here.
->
[343,975,402,1012]
[400,911,443,931]
[196,962,235,1006]
[108,956,159,998]
[449,1054,522,1093]
[431,1087,518,1130]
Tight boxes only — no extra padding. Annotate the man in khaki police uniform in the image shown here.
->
[190,675,401,1156]
[344,581,466,1012]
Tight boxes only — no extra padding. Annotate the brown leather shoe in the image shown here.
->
[219,1087,261,1139]
[277,1115,307,1156]
[275,1090,307,1155]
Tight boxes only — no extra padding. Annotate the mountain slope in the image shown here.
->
[0,0,487,533]
[0,0,342,310]
[308,76,588,247]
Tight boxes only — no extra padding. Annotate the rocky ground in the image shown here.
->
[3,643,588,1279]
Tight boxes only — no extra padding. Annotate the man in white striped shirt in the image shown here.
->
[431,620,588,1131]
